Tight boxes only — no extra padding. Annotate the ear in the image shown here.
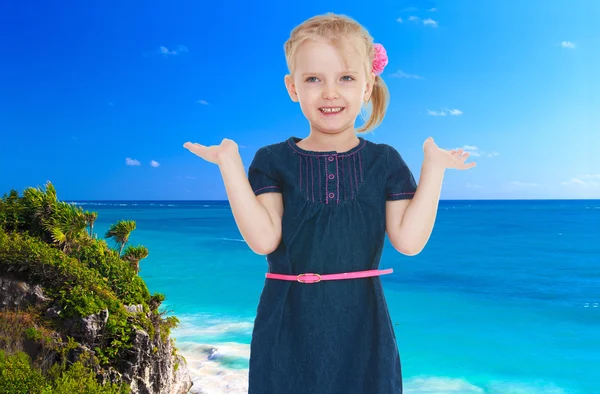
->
[284,74,299,102]
[362,72,375,102]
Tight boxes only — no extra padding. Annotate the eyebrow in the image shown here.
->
[301,70,359,77]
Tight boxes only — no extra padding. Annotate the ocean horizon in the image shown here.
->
[70,198,600,394]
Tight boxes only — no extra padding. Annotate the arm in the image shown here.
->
[218,153,283,255]
[386,137,475,256]
[386,162,444,256]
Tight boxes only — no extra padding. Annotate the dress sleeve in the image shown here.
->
[386,145,417,201]
[248,147,282,196]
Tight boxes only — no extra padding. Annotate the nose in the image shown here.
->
[321,82,339,100]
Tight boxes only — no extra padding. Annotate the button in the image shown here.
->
[328,174,335,180]
[328,192,335,199]
[328,156,334,162]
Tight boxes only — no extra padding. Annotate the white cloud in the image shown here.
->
[562,177,599,187]
[390,70,424,79]
[454,145,480,156]
[428,109,446,116]
[560,41,576,49]
[451,145,499,159]
[562,178,586,185]
[159,45,189,56]
[397,17,403,23]
[582,174,600,179]
[406,15,439,27]
[126,158,141,166]
[428,108,462,116]
[428,7,437,12]
[423,18,439,27]
[150,160,160,167]
[197,100,209,105]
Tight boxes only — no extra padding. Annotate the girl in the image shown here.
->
[184,12,475,394]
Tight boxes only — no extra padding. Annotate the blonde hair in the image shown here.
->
[283,12,390,134]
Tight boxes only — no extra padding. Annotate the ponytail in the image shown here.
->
[357,75,390,133]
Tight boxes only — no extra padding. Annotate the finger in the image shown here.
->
[184,142,204,149]
[186,144,209,157]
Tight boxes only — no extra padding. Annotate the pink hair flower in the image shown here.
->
[372,43,388,76]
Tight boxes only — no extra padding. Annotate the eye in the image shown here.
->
[305,76,319,83]
[341,75,355,81]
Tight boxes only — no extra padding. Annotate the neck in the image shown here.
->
[302,125,360,152]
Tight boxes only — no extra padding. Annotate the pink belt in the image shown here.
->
[265,268,393,284]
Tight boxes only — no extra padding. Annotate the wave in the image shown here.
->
[181,362,577,394]
[211,237,246,243]
[172,315,579,394]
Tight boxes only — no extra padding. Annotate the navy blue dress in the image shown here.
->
[247,136,417,394]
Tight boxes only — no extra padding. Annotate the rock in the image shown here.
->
[125,304,144,314]
[120,328,193,394]
[208,348,220,360]
[0,277,49,308]
[97,367,123,386]
[45,306,61,318]
[0,276,193,394]
[63,308,109,346]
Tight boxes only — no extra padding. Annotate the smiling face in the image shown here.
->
[284,37,374,136]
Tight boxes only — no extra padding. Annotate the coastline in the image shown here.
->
[177,342,250,394]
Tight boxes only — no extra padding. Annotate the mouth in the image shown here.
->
[319,107,345,115]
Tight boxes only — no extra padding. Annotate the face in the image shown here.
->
[284,37,374,136]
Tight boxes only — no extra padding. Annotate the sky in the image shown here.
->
[1,0,598,201]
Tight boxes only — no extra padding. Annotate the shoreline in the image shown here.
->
[176,342,250,394]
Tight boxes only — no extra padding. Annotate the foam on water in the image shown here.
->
[404,376,578,394]
[173,317,581,394]
[179,342,250,394]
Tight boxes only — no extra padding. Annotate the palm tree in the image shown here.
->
[0,189,23,231]
[83,211,98,236]
[122,245,149,274]
[44,201,87,253]
[104,220,136,256]
[22,181,59,239]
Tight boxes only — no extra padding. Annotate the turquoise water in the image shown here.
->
[77,200,600,393]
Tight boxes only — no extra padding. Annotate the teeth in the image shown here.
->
[320,107,343,113]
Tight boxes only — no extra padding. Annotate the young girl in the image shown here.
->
[184,12,475,394]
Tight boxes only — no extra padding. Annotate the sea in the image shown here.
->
[73,199,600,394]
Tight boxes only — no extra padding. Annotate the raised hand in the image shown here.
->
[183,138,239,165]
[423,137,476,170]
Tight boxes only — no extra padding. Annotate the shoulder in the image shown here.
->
[251,139,288,160]
[255,139,289,156]
[249,140,290,173]
[363,139,400,160]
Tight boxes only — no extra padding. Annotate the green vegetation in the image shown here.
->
[0,181,180,393]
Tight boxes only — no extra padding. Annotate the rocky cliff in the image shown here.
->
[0,275,193,394]
[0,182,194,393]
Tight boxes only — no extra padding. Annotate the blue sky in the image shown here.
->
[1,0,598,200]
